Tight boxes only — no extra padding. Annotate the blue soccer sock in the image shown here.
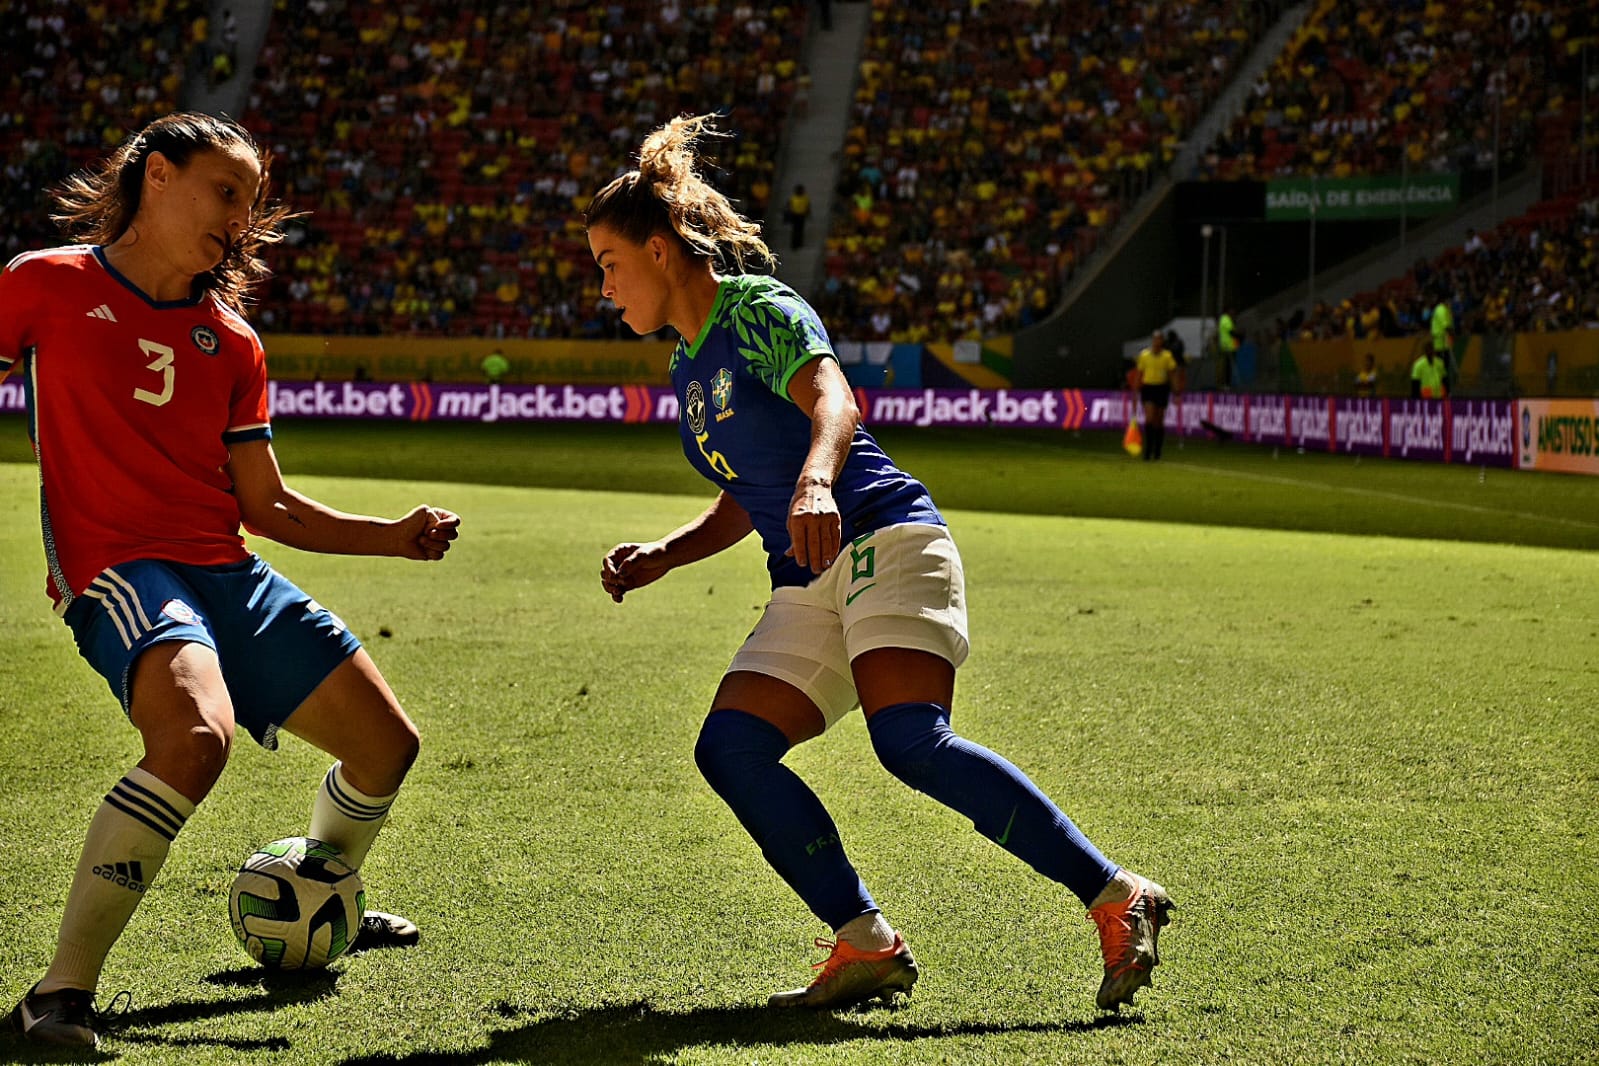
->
[695,709,878,930]
[867,701,1118,907]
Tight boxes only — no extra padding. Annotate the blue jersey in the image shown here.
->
[672,274,940,589]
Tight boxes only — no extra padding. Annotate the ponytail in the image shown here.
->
[585,114,775,273]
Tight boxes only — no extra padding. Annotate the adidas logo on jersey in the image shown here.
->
[86,304,118,322]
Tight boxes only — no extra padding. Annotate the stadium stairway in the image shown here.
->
[1052,0,1313,316]
[1012,1,1312,388]
[183,0,274,120]
[1172,1,1310,179]
[770,0,872,298]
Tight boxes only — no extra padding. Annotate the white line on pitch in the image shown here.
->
[1175,460,1599,531]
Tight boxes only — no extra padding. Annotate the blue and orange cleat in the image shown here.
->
[768,933,919,1009]
[1088,876,1175,1010]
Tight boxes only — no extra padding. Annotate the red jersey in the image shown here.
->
[0,245,271,609]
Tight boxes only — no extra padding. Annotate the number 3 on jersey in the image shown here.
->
[695,431,738,480]
[134,339,176,407]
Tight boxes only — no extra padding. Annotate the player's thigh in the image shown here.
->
[712,671,826,746]
[202,557,364,750]
[128,640,238,803]
[69,559,224,716]
[67,560,238,778]
[722,591,857,739]
[280,649,418,791]
[852,647,955,718]
[128,640,236,747]
[840,523,969,717]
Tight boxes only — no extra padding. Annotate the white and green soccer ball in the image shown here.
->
[229,837,365,969]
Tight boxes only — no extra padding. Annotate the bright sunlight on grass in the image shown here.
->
[0,421,1595,1065]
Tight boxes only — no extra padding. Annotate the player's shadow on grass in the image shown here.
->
[336,998,1139,1065]
[116,966,339,1054]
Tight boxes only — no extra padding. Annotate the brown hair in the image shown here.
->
[50,112,298,313]
[585,113,775,273]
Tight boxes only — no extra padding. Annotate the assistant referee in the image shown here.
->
[1134,330,1182,461]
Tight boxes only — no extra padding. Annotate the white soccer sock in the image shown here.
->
[39,768,193,994]
[837,910,897,952]
[307,762,397,870]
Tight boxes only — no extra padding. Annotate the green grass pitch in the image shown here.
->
[0,417,1595,1065]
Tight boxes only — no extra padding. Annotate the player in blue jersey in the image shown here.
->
[585,115,1174,1012]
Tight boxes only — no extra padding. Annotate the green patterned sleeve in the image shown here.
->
[726,281,836,401]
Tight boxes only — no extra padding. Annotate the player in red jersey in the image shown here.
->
[0,112,460,1050]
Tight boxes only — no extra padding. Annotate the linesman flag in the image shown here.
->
[1123,417,1143,457]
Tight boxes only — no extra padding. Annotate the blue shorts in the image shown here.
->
[64,556,363,750]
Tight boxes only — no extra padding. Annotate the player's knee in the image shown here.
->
[395,712,421,764]
[354,714,420,792]
[694,709,788,795]
[388,718,421,778]
[149,717,233,798]
[191,720,233,780]
[867,702,947,789]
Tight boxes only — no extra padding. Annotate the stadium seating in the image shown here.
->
[0,1,1279,347]
[810,0,1276,343]
[1200,0,1592,182]
[7,1,1592,352]
[243,1,808,337]
[1292,188,1599,341]
[0,0,206,260]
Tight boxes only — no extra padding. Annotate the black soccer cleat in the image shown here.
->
[11,984,107,1048]
[347,910,420,955]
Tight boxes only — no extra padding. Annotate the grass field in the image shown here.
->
[1,417,1596,1065]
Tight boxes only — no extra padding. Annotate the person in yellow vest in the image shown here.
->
[1134,330,1182,461]
[480,349,510,384]
[1427,297,1454,393]
[783,184,812,249]
[1217,309,1239,388]
[1410,349,1448,399]
[1430,297,1453,358]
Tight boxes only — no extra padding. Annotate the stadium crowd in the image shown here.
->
[0,0,209,260]
[1292,191,1599,341]
[6,0,1595,352]
[242,0,808,337]
[1200,0,1595,182]
[812,0,1280,344]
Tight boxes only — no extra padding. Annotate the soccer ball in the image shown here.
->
[229,837,365,969]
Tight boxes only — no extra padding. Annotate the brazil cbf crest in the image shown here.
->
[685,380,707,434]
[191,326,220,356]
[711,368,735,422]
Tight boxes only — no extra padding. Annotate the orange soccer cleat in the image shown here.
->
[1088,876,1175,1010]
[768,933,920,1009]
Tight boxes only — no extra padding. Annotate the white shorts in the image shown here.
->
[725,522,969,730]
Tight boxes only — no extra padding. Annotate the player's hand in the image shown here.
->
[601,541,672,603]
[395,506,460,561]
[785,478,841,575]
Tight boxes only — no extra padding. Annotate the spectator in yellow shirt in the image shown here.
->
[1355,353,1379,397]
